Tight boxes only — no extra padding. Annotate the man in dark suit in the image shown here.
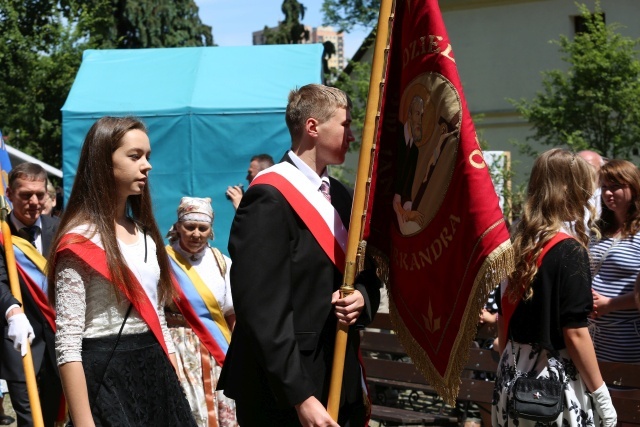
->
[0,163,62,427]
[219,84,380,426]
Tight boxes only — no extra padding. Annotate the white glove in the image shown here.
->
[7,312,35,356]
[591,382,617,427]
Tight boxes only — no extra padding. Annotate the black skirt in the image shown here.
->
[80,331,197,427]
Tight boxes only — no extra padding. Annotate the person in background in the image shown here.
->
[48,116,196,426]
[165,196,237,427]
[492,149,616,427]
[41,179,57,216]
[218,84,381,426]
[578,150,605,222]
[53,186,63,217]
[589,159,640,363]
[0,389,15,425]
[0,162,62,427]
[635,273,640,311]
[225,154,274,210]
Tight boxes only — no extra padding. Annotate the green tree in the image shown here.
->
[321,0,377,148]
[512,2,640,159]
[332,60,372,153]
[62,0,213,49]
[263,0,310,45]
[1,0,213,169]
[322,0,379,32]
[0,0,76,167]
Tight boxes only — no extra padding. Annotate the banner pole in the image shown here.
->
[326,0,396,420]
[0,198,45,427]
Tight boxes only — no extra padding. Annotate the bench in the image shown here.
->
[361,313,498,425]
[361,313,640,426]
[599,360,640,425]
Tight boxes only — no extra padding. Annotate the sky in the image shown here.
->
[195,0,370,59]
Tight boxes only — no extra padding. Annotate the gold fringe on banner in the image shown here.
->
[387,234,514,405]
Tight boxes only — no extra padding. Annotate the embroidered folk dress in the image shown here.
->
[167,242,238,427]
[492,240,602,427]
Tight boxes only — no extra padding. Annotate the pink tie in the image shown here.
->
[319,180,331,202]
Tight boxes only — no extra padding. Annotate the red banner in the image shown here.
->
[366,0,513,403]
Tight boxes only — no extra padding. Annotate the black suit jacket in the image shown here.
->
[219,155,380,419]
[0,214,60,381]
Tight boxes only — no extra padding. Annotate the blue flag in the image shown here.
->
[0,130,12,200]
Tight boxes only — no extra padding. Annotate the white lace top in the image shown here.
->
[55,228,175,366]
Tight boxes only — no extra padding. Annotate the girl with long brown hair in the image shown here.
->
[589,159,640,362]
[492,149,616,427]
[48,116,196,426]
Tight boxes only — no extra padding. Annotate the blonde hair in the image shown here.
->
[507,148,596,301]
[285,84,351,145]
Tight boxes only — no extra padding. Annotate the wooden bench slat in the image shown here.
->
[599,360,640,388]
[363,358,430,385]
[361,330,405,354]
[367,377,436,394]
[370,405,458,425]
[465,348,501,373]
[367,314,395,330]
[610,397,640,423]
[458,378,494,404]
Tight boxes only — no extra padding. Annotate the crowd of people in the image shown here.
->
[0,84,381,427]
[0,82,638,427]
[490,149,640,427]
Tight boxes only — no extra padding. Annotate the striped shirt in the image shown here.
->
[589,231,640,363]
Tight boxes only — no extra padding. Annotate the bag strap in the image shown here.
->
[210,247,227,277]
[91,303,133,407]
[591,235,621,279]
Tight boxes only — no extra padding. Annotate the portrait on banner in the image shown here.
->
[393,72,462,236]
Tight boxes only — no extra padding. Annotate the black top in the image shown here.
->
[498,239,592,351]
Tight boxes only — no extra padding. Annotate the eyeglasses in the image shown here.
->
[601,183,627,192]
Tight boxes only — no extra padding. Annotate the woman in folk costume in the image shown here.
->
[48,116,196,426]
[491,149,616,427]
[165,197,237,427]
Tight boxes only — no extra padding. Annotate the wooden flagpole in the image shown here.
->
[0,198,45,427]
[326,0,395,420]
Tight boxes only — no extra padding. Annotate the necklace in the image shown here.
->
[176,243,207,262]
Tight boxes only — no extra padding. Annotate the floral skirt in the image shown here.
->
[170,327,238,427]
[81,331,197,427]
[491,342,599,427]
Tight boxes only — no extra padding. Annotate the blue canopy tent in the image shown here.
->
[62,44,324,253]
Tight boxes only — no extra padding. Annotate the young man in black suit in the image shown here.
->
[0,163,62,426]
[219,84,380,426]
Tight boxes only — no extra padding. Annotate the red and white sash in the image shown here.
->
[251,162,348,272]
[252,162,372,414]
[55,230,169,356]
[501,232,574,332]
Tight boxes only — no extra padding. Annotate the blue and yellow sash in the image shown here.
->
[167,246,230,365]
[0,234,55,331]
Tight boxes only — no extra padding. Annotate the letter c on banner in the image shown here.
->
[469,149,486,169]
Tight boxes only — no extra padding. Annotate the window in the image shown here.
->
[573,13,605,35]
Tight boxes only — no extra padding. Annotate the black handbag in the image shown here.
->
[507,336,566,423]
[509,375,564,422]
